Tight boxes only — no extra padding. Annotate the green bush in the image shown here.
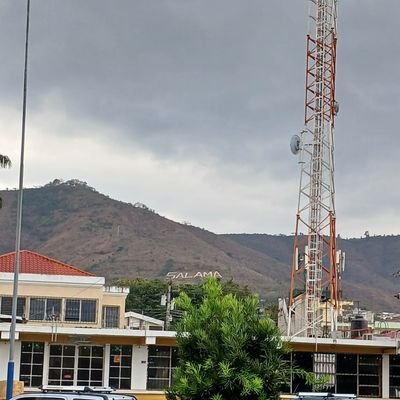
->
[166,277,291,400]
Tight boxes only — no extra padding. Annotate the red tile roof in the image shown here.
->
[0,250,94,276]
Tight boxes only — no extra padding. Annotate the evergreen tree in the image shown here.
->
[114,278,168,320]
[166,277,291,400]
[114,278,255,324]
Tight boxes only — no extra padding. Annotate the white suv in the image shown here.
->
[12,386,138,400]
[296,393,357,400]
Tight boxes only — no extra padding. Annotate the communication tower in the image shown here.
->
[288,0,344,337]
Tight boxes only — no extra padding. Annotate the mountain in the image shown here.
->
[224,233,400,312]
[0,179,398,311]
[0,180,290,300]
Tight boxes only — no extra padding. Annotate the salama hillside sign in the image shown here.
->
[166,271,222,280]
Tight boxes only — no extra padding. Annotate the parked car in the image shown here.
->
[296,393,357,400]
[12,386,138,400]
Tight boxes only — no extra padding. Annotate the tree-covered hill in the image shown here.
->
[1,179,399,311]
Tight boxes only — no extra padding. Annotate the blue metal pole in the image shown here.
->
[6,362,14,400]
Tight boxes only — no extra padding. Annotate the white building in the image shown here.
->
[0,250,175,399]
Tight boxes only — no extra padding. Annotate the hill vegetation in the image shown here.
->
[0,180,289,301]
[0,179,399,311]
[225,233,400,312]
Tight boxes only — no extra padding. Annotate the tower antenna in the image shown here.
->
[287,0,344,337]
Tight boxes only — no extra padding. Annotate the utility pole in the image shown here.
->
[165,280,172,330]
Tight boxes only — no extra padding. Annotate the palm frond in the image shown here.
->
[0,155,11,168]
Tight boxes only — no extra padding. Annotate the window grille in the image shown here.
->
[29,298,61,321]
[65,299,80,322]
[314,353,335,390]
[102,306,120,328]
[0,296,26,317]
[81,300,96,323]
[65,299,96,323]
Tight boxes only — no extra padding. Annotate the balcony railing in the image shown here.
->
[103,286,129,294]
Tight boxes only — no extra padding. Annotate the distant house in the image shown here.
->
[0,250,175,397]
[125,311,164,331]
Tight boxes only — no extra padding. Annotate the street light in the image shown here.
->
[6,1,30,399]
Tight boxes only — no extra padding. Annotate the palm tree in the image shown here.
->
[0,154,11,168]
[0,154,11,208]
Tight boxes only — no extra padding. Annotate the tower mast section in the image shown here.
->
[288,0,340,337]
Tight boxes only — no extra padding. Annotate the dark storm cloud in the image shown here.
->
[1,0,400,235]
[334,1,400,231]
[1,1,305,163]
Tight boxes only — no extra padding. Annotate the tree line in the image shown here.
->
[114,278,279,325]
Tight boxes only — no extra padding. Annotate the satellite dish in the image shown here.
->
[334,100,339,116]
[290,134,301,155]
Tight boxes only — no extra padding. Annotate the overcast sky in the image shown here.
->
[0,1,399,238]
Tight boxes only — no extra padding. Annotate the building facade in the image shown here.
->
[0,251,176,398]
[286,336,400,399]
[2,251,400,399]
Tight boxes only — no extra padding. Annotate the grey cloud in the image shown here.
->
[2,1,305,160]
[1,0,400,235]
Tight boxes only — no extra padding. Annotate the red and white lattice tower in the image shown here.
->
[288,0,344,337]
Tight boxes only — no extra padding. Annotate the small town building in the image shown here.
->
[0,250,175,399]
[125,312,164,331]
[2,250,400,399]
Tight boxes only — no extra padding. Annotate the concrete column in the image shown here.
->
[103,344,110,386]
[382,354,390,399]
[13,341,21,381]
[131,345,148,390]
[0,342,10,380]
[42,343,50,385]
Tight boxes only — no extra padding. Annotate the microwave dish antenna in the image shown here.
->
[290,134,301,155]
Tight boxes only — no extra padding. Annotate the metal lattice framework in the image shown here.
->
[288,0,340,337]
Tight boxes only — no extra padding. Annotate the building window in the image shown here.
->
[358,355,381,397]
[336,353,381,397]
[314,353,335,392]
[291,352,313,393]
[48,345,76,385]
[390,355,400,398]
[102,306,120,328]
[336,353,357,395]
[109,345,132,389]
[147,346,177,390]
[77,346,104,386]
[29,298,61,321]
[48,344,104,386]
[65,299,80,321]
[19,342,44,387]
[0,296,26,317]
[65,299,96,323]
